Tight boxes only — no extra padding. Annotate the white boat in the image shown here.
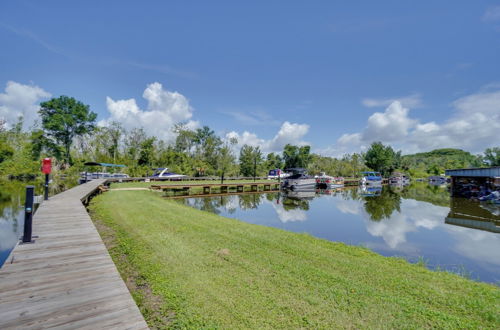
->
[315,172,344,189]
[267,169,291,180]
[281,168,316,191]
[389,173,410,185]
[151,168,187,179]
[360,171,382,186]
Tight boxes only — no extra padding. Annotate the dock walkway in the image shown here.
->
[151,181,280,195]
[0,180,148,329]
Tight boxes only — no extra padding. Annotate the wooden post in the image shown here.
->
[23,186,35,243]
[44,174,49,200]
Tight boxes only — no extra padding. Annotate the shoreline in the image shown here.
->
[89,190,500,328]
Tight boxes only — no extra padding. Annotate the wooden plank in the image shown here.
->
[0,179,148,329]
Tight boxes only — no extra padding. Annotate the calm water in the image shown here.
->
[177,183,500,284]
[0,182,28,267]
[0,180,66,267]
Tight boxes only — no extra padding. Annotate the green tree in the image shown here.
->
[283,144,311,169]
[239,145,263,177]
[193,126,222,172]
[364,142,398,176]
[39,96,97,165]
[138,137,156,167]
[216,139,237,183]
[125,128,147,162]
[264,152,283,170]
[483,147,500,166]
[174,124,196,154]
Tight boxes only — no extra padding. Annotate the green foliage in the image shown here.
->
[264,152,283,170]
[283,144,311,169]
[216,141,237,182]
[402,148,484,175]
[483,147,500,166]
[364,142,399,176]
[239,145,263,177]
[0,140,14,163]
[308,153,367,177]
[39,96,97,165]
[138,137,156,166]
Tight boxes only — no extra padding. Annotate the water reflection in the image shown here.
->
[178,183,500,283]
[0,182,26,266]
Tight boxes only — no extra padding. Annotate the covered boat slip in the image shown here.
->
[0,180,147,329]
[445,167,500,197]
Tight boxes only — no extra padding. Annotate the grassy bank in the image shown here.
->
[89,191,499,329]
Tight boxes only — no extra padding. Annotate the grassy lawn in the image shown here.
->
[89,190,500,329]
[109,179,275,189]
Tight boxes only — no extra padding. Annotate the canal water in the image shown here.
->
[177,183,500,284]
[0,180,69,267]
[0,181,31,267]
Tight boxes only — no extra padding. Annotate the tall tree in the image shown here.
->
[217,138,237,183]
[39,96,97,165]
[264,152,283,170]
[283,144,311,169]
[125,128,147,162]
[239,145,263,177]
[364,142,398,176]
[138,137,156,166]
[173,124,196,154]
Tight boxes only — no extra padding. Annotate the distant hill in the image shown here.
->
[402,148,482,176]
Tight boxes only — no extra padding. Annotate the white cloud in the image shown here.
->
[482,6,500,22]
[101,82,198,142]
[271,203,308,223]
[362,93,422,108]
[0,81,51,129]
[363,101,417,142]
[226,121,310,153]
[322,87,500,156]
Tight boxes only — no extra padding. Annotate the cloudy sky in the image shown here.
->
[1,1,499,156]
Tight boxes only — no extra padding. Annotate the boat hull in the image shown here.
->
[282,178,317,191]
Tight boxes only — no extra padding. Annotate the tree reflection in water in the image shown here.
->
[362,187,401,222]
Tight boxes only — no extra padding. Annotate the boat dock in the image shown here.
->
[445,166,500,197]
[0,180,148,329]
[150,182,280,195]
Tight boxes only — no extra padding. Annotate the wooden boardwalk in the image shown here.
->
[0,180,148,329]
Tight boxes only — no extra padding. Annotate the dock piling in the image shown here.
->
[22,185,35,243]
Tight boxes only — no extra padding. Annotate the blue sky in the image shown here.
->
[1,1,499,156]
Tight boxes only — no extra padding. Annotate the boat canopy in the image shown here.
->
[286,168,307,174]
[362,171,381,176]
[84,162,126,168]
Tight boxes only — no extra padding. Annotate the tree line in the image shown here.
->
[0,95,498,180]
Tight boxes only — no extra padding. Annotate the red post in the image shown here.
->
[42,158,52,200]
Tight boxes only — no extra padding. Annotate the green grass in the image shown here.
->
[110,179,275,189]
[89,191,500,329]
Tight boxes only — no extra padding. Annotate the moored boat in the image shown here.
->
[151,168,187,180]
[389,172,410,185]
[281,168,316,191]
[315,172,344,189]
[267,169,291,180]
[360,171,382,186]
